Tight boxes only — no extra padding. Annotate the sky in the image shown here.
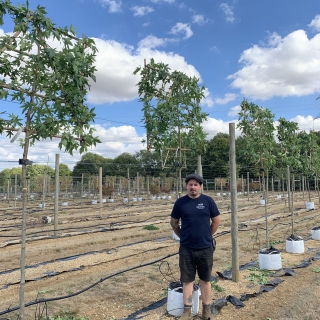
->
[1,0,320,170]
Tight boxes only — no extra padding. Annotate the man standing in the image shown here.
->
[170,174,220,320]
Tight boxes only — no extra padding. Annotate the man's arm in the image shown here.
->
[210,215,220,235]
[170,217,181,238]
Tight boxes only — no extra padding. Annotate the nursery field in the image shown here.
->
[0,191,319,320]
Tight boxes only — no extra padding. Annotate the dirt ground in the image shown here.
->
[0,191,320,320]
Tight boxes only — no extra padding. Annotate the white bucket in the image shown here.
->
[168,196,172,200]
[102,199,107,203]
[39,203,46,208]
[222,192,226,196]
[277,195,281,199]
[138,197,142,201]
[216,193,220,196]
[306,202,314,210]
[311,228,320,240]
[259,199,266,205]
[172,231,180,241]
[42,216,51,224]
[151,196,156,200]
[123,198,128,203]
[156,196,161,200]
[30,195,34,199]
[286,239,304,253]
[132,197,137,202]
[167,282,199,316]
[162,196,167,199]
[285,194,288,198]
[109,198,114,203]
[91,200,97,205]
[62,202,68,206]
[258,250,282,270]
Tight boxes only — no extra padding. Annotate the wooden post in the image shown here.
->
[127,168,130,205]
[287,167,291,211]
[42,170,46,209]
[241,175,244,194]
[54,154,59,235]
[197,154,203,193]
[247,172,249,201]
[14,174,17,207]
[229,123,239,282]
[99,167,102,216]
[137,172,140,196]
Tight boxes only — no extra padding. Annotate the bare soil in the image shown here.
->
[0,192,320,320]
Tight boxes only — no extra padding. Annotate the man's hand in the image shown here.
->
[170,217,181,238]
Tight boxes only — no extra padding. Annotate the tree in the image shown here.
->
[298,131,320,202]
[237,99,276,247]
[0,1,100,317]
[203,133,230,179]
[113,152,139,177]
[59,163,72,176]
[134,59,208,191]
[134,149,162,177]
[26,164,54,177]
[72,152,113,179]
[276,118,301,233]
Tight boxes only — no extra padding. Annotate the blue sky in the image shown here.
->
[1,0,320,170]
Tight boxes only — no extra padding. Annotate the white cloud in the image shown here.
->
[87,37,201,104]
[192,14,208,26]
[170,23,193,39]
[0,124,145,170]
[228,105,240,117]
[214,93,236,104]
[228,30,320,100]
[137,35,176,49]
[201,88,214,107]
[308,15,320,32]
[201,92,236,108]
[149,0,175,3]
[131,6,154,17]
[290,115,319,132]
[99,0,122,13]
[220,3,235,23]
[203,117,240,138]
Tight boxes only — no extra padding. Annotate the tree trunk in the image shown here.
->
[19,110,31,319]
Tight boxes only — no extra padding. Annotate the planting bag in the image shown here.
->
[286,234,303,241]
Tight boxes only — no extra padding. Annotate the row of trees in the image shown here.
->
[2,124,320,185]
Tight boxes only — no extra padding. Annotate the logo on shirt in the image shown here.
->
[196,203,205,209]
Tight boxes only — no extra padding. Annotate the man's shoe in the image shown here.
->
[179,305,192,320]
[202,303,214,319]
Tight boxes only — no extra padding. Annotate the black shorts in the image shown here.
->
[179,245,214,283]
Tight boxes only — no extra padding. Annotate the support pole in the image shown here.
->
[42,170,46,209]
[14,174,17,207]
[287,166,291,211]
[247,172,249,201]
[229,123,239,282]
[54,154,59,236]
[197,154,203,193]
[99,167,102,216]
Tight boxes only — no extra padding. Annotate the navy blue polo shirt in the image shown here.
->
[171,194,220,249]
